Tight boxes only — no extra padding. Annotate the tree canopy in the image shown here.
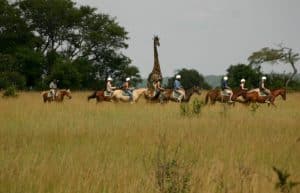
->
[226,64,262,89]
[167,68,211,89]
[248,46,299,88]
[0,0,141,90]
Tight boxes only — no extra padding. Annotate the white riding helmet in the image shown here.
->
[126,77,130,81]
[176,74,181,79]
[262,76,267,80]
[107,77,112,81]
[240,78,245,82]
[223,76,228,80]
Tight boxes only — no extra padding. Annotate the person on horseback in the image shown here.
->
[240,78,248,90]
[151,78,164,98]
[174,75,185,102]
[49,79,58,100]
[221,76,233,103]
[123,77,133,101]
[259,76,271,103]
[105,76,116,96]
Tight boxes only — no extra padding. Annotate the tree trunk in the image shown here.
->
[285,61,297,88]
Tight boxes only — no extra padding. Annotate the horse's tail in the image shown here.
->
[88,91,97,101]
[205,92,210,104]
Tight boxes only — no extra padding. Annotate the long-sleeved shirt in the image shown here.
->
[174,80,182,90]
[106,82,115,92]
[240,83,245,90]
[49,82,57,89]
[221,80,229,90]
[259,81,266,89]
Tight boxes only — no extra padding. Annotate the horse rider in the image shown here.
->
[174,74,185,102]
[123,77,133,101]
[221,76,233,103]
[49,79,58,100]
[151,78,164,98]
[240,78,248,90]
[106,76,116,96]
[259,76,271,102]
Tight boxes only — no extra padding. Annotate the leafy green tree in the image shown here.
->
[226,64,262,89]
[268,73,300,90]
[0,71,26,89]
[1,0,140,90]
[248,46,299,88]
[167,68,211,89]
[48,58,81,89]
[18,0,78,54]
[0,0,38,89]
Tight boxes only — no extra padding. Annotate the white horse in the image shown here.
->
[112,88,147,103]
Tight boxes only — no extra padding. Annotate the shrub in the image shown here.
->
[155,135,192,193]
[3,85,18,97]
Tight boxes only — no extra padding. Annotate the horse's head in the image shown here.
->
[64,89,72,99]
[280,88,286,100]
[192,86,201,95]
[233,88,247,99]
[153,35,160,47]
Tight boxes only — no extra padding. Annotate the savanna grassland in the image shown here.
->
[0,91,300,193]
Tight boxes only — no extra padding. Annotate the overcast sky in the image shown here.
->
[76,0,300,78]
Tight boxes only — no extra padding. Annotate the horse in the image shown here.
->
[87,90,113,103]
[205,88,245,105]
[42,89,72,103]
[241,88,286,106]
[111,88,148,103]
[159,86,201,103]
[144,88,163,102]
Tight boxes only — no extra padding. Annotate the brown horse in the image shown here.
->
[205,88,245,105]
[87,90,113,103]
[159,86,201,103]
[241,88,286,106]
[42,89,72,103]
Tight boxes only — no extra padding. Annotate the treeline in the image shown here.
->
[0,0,141,90]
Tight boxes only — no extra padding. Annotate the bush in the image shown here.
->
[2,85,18,97]
[155,135,192,193]
[192,98,204,115]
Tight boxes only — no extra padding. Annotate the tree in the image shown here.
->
[0,0,38,89]
[248,46,299,88]
[0,0,140,90]
[48,58,81,89]
[226,64,262,89]
[167,68,211,89]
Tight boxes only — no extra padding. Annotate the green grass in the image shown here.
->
[0,91,299,193]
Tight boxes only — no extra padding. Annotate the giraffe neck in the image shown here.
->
[153,42,161,73]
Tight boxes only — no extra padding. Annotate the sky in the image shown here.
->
[75,0,300,78]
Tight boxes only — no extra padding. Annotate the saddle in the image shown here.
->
[122,90,131,96]
[172,91,180,99]
[248,88,267,96]
[220,90,230,97]
[259,92,267,97]
[104,91,112,97]
[47,91,58,98]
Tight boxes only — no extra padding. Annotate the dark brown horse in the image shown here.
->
[87,90,113,103]
[42,89,72,103]
[205,89,245,105]
[159,86,201,103]
[241,88,286,106]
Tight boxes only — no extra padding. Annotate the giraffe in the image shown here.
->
[147,36,163,89]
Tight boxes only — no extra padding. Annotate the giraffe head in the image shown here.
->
[153,35,160,47]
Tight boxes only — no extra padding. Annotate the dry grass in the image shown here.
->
[0,91,300,193]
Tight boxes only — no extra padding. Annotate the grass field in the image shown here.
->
[1,91,300,193]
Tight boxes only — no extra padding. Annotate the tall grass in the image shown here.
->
[0,91,299,193]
